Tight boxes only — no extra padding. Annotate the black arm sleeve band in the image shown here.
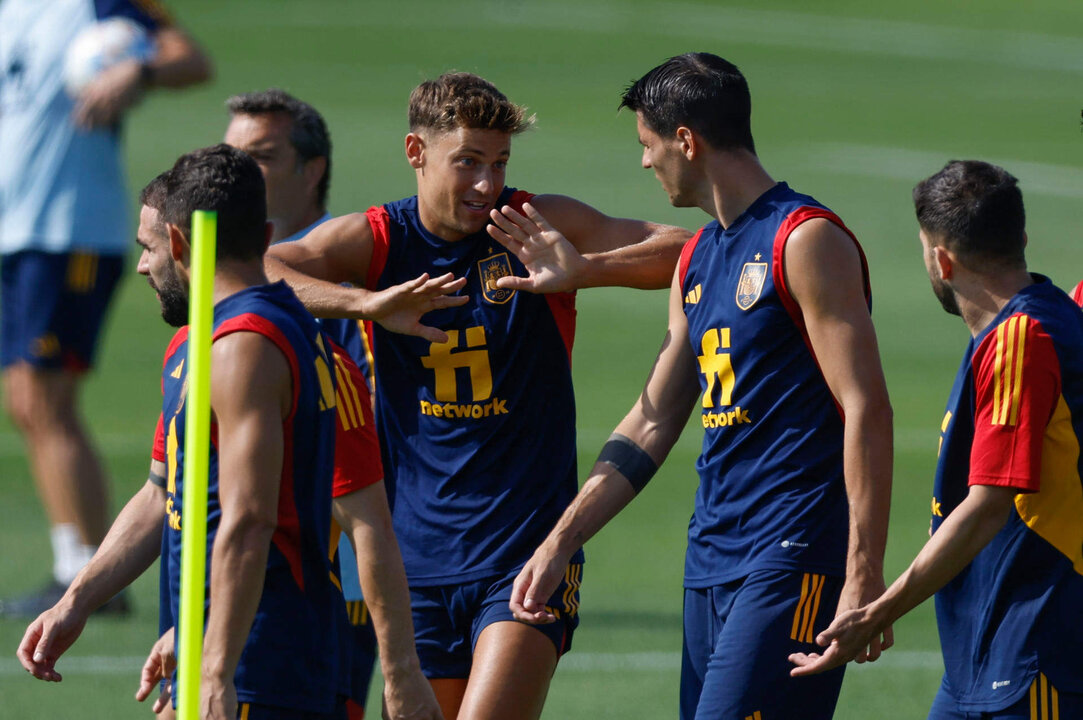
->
[148,470,167,489]
[596,433,658,494]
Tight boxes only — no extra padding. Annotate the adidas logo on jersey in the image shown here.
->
[685,284,702,304]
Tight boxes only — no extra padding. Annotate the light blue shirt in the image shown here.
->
[0,0,158,255]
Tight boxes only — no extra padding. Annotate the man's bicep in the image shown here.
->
[266,213,374,286]
[785,220,887,407]
[210,335,289,515]
[627,268,701,445]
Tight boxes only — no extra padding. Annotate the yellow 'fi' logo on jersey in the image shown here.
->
[479,252,515,305]
[736,261,768,311]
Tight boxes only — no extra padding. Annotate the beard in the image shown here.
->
[156,268,189,328]
[931,276,961,317]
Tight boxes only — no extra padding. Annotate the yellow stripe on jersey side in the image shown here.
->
[1014,395,1083,576]
[1029,673,1062,720]
[743,711,762,720]
[791,573,825,643]
[239,703,250,720]
[993,315,1029,426]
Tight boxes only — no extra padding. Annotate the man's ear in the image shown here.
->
[675,126,697,161]
[166,223,190,264]
[302,156,327,198]
[405,132,425,170]
[933,244,955,281]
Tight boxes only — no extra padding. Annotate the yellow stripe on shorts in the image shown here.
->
[790,573,825,643]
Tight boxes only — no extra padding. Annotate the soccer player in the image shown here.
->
[506,53,894,720]
[265,72,689,720]
[0,0,211,617]
[789,160,1083,718]
[18,145,438,720]
[223,87,377,718]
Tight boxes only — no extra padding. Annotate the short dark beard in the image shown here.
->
[156,269,189,328]
[931,277,961,317]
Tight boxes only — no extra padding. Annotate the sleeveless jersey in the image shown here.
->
[678,182,869,588]
[0,0,168,255]
[932,276,1083,710]
[158,281,343,712]
[364,187,581,585]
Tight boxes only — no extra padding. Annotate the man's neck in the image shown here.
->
[212,260,272,305]
[698,150,776,228]
[959,268,1035,337]
[271,206,326,244]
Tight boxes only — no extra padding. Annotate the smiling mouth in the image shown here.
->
[463,200,490,213]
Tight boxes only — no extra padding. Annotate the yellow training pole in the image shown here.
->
[177,210,216,720]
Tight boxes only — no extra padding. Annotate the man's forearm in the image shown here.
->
[66,482,164,614]
[870,486,1013,629]
[264,256,370,319]
[201,517,274,681]
[842,400,893,581]
[577,225,687,290]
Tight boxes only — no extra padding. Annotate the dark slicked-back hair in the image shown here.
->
[160,144,267,261]
[139,170,171,218]
[621,52,755,155]
[913,160,1026,271]
[408,72,533,135]
[227,88,332,208]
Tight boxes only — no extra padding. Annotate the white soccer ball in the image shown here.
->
[63,18,155,97]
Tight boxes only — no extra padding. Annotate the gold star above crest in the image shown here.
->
[754,253,762,261]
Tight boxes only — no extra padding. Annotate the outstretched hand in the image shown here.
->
[367,272,468,343]
[487,202,587,294]
[136,627,176,714]
[16,601,89,682]
[509,547,569,625]
[789,603,890,677]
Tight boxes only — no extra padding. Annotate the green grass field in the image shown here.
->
[1,0,1081,717]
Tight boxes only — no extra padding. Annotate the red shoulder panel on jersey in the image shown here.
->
[507,190,536,212]
[152,413,166,463]
[544,291,577,366]
[365,206,391,291]
[213,315,301,423]
[678,228,705,293]
[212,314,306,589]
[770,207,867,419]
[1071,280,1083,307]
[969,313,1061,493]
[771,206,869,339]
[327,340,382,497]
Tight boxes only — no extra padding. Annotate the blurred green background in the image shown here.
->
[1,0,1080,717]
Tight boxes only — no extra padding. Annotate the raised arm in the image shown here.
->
[74,21,213,129]
[783,218,894,661]
[17,465,166,681]
[333,486,442,720]
[487,195,689,292]
[265,213,467,343]
[200,333,290,720]
[510,265,701,622]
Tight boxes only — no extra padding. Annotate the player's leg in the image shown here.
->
[409,584,473,720]
[0,251,122,615]
[692,570,846,720]
[455,562,582,720]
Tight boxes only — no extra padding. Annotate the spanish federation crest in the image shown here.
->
[479,252,516,305]
[736,262,768,311]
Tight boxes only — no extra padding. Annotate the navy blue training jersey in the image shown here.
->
[678,182,868,588]
[158,281,343,712]
[933,276,1083,710]
[364,188,583,585]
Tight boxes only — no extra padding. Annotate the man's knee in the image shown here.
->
[3,364,79,434]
